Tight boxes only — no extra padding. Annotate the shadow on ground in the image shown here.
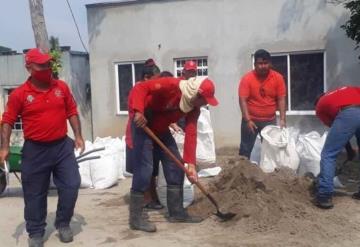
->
[12,212,86,244]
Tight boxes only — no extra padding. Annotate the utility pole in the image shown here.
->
[28,0,49,52]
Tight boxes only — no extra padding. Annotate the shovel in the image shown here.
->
[143,126,235,221]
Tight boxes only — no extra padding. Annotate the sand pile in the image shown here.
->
[189,157,360,240]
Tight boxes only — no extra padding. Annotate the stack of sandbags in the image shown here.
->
[78,136,127,189]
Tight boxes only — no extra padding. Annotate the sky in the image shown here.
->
[0,0,122,53]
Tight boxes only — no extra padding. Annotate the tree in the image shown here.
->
[341,0,360,56]
[28,0,49,52]
[49,36,62,79]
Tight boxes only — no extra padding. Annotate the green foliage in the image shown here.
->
[341,0,360,52]
[49,36,62,78]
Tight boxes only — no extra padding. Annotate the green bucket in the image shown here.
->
[9,146,22,172]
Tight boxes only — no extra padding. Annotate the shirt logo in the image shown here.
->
[26,95,35,103]
[54,89,63,98]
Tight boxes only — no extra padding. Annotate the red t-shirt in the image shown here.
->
[316,86,360,127]
[238,69,286,121]
[2,78,78,142]
[126,77,200,164]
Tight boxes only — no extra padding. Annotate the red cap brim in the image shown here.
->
[36,55,52,64]
[205,96,219,106]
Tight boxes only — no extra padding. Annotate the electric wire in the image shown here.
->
[65,0,88,53]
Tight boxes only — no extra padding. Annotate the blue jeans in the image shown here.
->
[317,107,360,199]
[239,119,276,158]
[130,122,184,193]
[21,137,80,238]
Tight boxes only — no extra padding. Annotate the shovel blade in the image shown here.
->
[214,211,236,221]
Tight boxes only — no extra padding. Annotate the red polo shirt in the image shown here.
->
[316,86,360,127]
[238,69,286,121]
[127,77,200,164]
[2,78,78,142]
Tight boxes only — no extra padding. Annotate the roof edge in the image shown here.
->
[86,0,182,9]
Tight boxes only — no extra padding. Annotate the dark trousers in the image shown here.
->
[21,137,80,238]
[126,146,160,177]
[130,122,184,193]
[239,119,276,158]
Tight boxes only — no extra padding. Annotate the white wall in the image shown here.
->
[87,0,360,147]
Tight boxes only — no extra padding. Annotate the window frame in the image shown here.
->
[114,60,145,115]
[253,50,326,115]
[173,57,208,78]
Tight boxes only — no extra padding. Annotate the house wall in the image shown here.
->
[87,0,360,147]
[62,52,93,141]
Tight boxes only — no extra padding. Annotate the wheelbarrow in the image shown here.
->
[0,147,105,195]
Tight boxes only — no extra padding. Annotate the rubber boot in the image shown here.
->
[129,190,156,232]
[167,185,203,223]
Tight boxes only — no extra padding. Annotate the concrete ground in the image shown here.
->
[0,175,215,247]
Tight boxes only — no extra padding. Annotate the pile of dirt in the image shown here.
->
[189,157,360,240]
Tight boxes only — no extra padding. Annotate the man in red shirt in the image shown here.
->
[0,48,84,247]
[238,49,286,158]
[315,86,360,209]
[127,66,218,232]
[125,64,164,211]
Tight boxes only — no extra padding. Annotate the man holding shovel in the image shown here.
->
[315,86,360,209]
[0,48,84,247]
[127,62,219,232]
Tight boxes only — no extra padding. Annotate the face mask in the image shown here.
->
[31,69,52,83]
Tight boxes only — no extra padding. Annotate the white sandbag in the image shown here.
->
[156,162,194,208]
[109,137,125,180]
[250,135,262,165]
[196,107,216,165]
[296,131,327,177]
[198,167,222,178]
[333,176,345,188]
[157,130,194,208]
[78,140,94,188]
[172,131,185,155]
[121,136,132,177]
[90,137,119,189]
[260,126,300,173]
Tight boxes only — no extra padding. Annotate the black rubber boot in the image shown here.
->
[28,236,44,247]
[314,196,334,209]
[352,191,360,200]
[58,226,74,243]
[167,185,203,223]
[129,190,156,232]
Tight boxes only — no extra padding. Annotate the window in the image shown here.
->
[4,88,23,131]
[115,62,145,114]
[174,57,208,77]
[271,51,325,113]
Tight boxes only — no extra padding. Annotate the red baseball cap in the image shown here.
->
[145,58,155,66]
[183,60,197,71]
[199,79,219,106]
[25,48,52,65]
